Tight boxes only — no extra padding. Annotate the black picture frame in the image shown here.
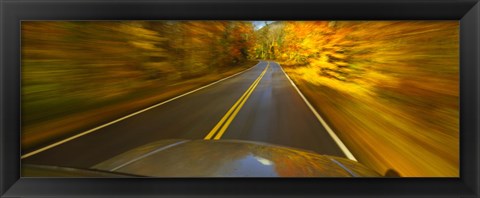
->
[1,0,479,197]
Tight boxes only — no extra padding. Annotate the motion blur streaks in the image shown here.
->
[254,21,458,177]
[22,21,255,149]
[22,21,459,177]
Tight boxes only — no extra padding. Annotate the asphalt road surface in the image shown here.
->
[22,61,352,168]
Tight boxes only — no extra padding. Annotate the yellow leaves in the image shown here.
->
[253,21,460,177]
[277,21,459,99]
[291,66,373,98]
[309,59,334,70]
[128,41,157,50]
[21,21,256,125]
[361,71,400,88]
[334,61,349,67]
[118,22,163,41]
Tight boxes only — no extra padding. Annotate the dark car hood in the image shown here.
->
[90,139,380,177]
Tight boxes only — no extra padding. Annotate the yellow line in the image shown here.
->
[204,62,269,140]
[203,63,268,140]
[203,74,262,140]
[203,81,255,139]
[213,64,268,139]
[21,62,260,159]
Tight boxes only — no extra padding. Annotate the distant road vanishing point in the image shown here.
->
[22,61,355,168]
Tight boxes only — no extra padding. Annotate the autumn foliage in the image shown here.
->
[253,21,459,177]
[22,21,254,126]
[22,21,459,177]
[21,21,256,151]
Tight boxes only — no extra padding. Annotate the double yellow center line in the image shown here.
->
[204,62,270,140]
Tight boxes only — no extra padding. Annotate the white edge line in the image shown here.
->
[276,62,358,162]
[330,158,359,177]
[21,62,260,159]
[110,140,190,171]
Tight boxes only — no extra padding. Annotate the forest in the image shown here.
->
[254,21,459,177]
[22,21,256,149]
[22,21,459,177]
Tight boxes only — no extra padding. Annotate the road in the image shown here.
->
[22,61,353,168]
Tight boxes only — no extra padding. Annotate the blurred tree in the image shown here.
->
[22,21,255,125]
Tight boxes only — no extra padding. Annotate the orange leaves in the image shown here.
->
[277,21,459,176]
[21,21,256,127]
[270,21,459,101]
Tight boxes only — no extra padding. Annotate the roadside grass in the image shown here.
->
[22,60,258,152]
[282,64,459,177]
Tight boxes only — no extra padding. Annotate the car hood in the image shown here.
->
[90,139,380,177]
